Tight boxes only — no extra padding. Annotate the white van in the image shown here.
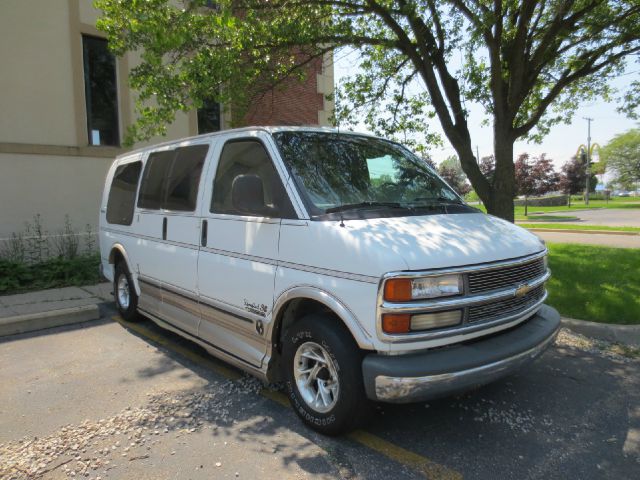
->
[99,127,559,435]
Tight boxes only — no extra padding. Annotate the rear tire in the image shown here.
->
[282,313,372,435]
[114,262,140,322]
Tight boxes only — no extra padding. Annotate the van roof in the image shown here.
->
[116,126,379,160]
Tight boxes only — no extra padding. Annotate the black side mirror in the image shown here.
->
[231,174,278,217]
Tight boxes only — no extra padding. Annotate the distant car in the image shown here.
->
[617,191,631,197]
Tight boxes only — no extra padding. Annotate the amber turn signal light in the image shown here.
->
[383,278,412,302]
[381,314,411,334]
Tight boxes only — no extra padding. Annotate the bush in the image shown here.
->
[514,195,568,207]
[0,254,101,295]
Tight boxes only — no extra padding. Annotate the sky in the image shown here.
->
[334,50,639,170]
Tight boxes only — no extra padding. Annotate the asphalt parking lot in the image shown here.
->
[1,305,639,480]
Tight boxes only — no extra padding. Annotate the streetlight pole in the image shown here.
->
[584,117,594,205]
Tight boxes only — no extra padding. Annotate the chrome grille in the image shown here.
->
[468,285,545,323]
[467,257,546,294]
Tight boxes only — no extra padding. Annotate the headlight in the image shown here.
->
[384,274,463,302]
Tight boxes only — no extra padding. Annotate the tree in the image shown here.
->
[437,156,471,196]
[96,0,640,221]
[600,129,640,189]
[559,156,597,205]
[514,153,558,215]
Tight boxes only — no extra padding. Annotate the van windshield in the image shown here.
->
[273,131,475,219]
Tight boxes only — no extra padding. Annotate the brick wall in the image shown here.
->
[243,57,325,126]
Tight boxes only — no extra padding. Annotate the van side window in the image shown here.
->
[211,140,296,218]
[164,145,208,211]
[138,150,174,210]
[137,145,209,211]
[106,161,142,225]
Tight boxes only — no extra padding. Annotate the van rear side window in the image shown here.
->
[106,161,142,225]
[137,145,208,212]
[137,150,174,210]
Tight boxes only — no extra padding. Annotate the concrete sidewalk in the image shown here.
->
[0,282,111,336]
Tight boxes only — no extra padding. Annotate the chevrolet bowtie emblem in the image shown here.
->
[515,283,533,298]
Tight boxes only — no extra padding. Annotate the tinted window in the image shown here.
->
[164,145,208,211]
[197,100,221,134]
[106,161,142,225]
[137,150,174,209]
[211,140,295,218]
[82,35,119,146]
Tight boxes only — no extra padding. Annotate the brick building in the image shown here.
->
[0,0,334,243]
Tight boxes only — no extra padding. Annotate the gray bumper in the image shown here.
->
[362,304,561,403]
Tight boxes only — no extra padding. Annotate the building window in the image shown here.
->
[197,100,221,134]
[82,35,119,146]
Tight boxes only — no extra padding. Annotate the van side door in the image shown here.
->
[197,134,297,369]
[135,141,211,336]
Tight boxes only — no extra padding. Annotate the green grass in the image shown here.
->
[515,215,579,222]
[477,197,640,216]
[519,223,640,232]
[546,243,640,324]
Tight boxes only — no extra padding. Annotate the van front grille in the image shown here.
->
[467,257,546,294]
[467,285,545,323]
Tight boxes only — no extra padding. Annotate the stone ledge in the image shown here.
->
[0,304,100,337]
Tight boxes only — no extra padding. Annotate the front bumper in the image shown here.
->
[362,304,560,403]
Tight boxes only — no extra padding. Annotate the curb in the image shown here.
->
[526,228,639,236]
[561,317,640,347]
[0,304,100,337]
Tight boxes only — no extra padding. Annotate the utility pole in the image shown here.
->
[476,145,480,163]
[584,117,594,205]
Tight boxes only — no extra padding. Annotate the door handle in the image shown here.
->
[162,217,167,240]
[201,220,208,247]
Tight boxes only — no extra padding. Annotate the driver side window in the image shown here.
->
[210,139,296,218]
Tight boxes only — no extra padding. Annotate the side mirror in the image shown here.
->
[231,174,277,217]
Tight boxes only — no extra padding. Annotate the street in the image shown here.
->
[538,208,640,227]
[1,306,639,480]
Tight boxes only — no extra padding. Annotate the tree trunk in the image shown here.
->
[524,195,528,217]
[485,134,516,222]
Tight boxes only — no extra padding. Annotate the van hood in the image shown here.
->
[343,212,545,271]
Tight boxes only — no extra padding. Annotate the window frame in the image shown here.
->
[209,137,298,219]
[82,34,120,147]
[136,141,212,215]
[106,159,143,226]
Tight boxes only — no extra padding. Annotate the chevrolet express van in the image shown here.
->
[99,127,560,435]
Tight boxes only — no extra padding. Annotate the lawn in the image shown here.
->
[519,224,640,233]
[476,197,640,216]
[515,215,579,222]
[546,243,640,324]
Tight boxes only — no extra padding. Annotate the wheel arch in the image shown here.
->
[108,244,140,296]
[266,286,374,380]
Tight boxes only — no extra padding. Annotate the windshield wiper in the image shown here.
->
[325,201,404,214]
[410,196,465,205]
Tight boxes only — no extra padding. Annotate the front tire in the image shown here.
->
[282,314,372,435]
[114,262,139,322]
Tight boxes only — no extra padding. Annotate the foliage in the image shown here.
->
[558,156,597,196]
[95,0,640,221]
[437,156,471,196]
[600,129,640,187]
[0,254,101,295]
[514,153,558,198]
[546,243,640,325]
[0,215,102,294]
